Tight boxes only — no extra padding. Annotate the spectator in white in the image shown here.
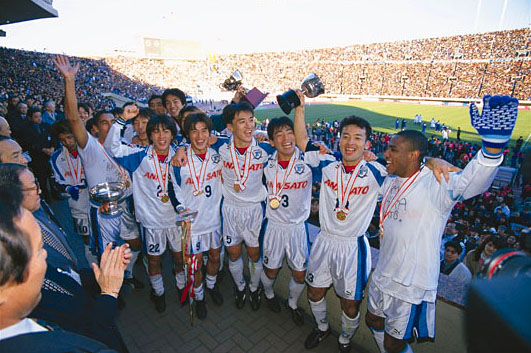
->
[440,241,472,284]
[0,116,12,137]
[41,100,57,125]
[494,201,510,218]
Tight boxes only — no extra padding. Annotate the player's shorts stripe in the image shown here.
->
[404,301,429,340]
[304,221,311,253]
[259,218,268,258]
[355,235,368,300]
[220,196,224,237]
[89,206,101,255]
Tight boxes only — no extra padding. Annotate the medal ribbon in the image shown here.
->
[66,149,83,185]
[229,138,253,191]
[335,160,365,215]
[269,152,297,203]
[152,148,169,199]
[187,148,211,196]
[98,141,130,186]
[379,168,421,236]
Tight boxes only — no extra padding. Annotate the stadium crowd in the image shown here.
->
[0,29,530,353]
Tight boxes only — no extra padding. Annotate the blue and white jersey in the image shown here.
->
[264,147,333,225]
[50,146,89,218]
[372,151,501,304]
[211,137,275,206]
[105,121,179,229]
[78,134,133,201]
[171,147,223,235]
[304,143,387,238]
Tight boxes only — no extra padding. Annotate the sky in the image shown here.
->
[0,0,529,57]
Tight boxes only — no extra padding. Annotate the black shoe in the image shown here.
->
[124,277,145,290]
[265,296,281,313]
[304,327,331,349]
[234,287,246,309]
[249,287,262,311]
[150,291,166,313]
[207,284,224,306]
[338,340,352,353]
[287,304,304,326]
[195,299,207,320]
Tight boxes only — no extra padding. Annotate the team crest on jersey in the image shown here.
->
[294,164,305,174]
[252,149,262,159]
[358,165,368,178]
[211,154,220,164]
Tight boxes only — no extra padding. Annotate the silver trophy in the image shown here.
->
[220,70,268,108]
[276,73,325,114]
[89,182,125,216]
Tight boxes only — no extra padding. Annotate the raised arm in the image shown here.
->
[293,89,309,151]
[52,55,88,148]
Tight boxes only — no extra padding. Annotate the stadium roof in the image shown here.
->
[0,0,58,26]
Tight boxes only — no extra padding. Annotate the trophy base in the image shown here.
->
[276,89,301,115]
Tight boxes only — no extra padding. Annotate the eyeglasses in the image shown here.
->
[22,180,41,193]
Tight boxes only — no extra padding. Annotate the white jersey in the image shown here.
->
[213,137,274,206]
[264,147,331,225]
[372,150,501,304]
[304,143,387,238]
[171,147,223,235]
[105,120,179,229]
[78,134,133,201]
[49,147,89,218]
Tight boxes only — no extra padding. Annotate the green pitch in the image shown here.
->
[255,101,530,148]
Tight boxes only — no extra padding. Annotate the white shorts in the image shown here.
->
[305,232,371,300]
[142,226,182,256]
[222,201,264,248]
[191,230,222,255]
[72,215,90,237]
[262,220,309,272]
[118,198,140,241]
[367,281,436,340]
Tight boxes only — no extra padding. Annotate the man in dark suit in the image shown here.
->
[0,163,130,352]
[0,189,121,352]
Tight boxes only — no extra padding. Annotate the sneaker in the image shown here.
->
[265,296,281,313]
[338,340,352,353]
[304,327,331,349]
[124,277,145,290]
[286,304,304,326]
[249,287,262,311]
[195,299,207,319]
[234,287,246,309]
[207,284,224,306]
[150,291,166,313]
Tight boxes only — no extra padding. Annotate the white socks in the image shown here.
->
[288,277,305,310]
[370,327,385,353]
[150,274,164,296]
[248,258,263,292]
[309,297,328,331]
[229,257,246,291]
[195,283,204,301]
[339,311,360,344]
[261,271,275,299]
[175,270,185,290]
[206,274,217,290]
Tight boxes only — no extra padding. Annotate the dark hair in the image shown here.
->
[0,163,26,194]
[94,110,112,125]
[122,102,135,109]
[77,102,91,112]
[162,88,186,106]
[146,115,177,144]
[85,118,96,133]
[27,107,41,119]
[177,106,202,132]
[445,241,463,255]
[148,95,163,106]
[51,120,73,139]
[222,102,254,125]
[111,107,123,116]
[339,116,372,140]
[267,116,293,140]
[134,108,155,123]
[183,112,212,139]
[0,188,30,286]
[474,235,507,261]
[395,130,428,163]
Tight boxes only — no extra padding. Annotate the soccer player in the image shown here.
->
[49,120,91,260]
[53,55,143,289]
[105,106,187,313]
[130,108,153,146]
[171,112,224,319]
[293,91,387,352]
[162,88,186,133]
[260,116,335,325]
[365,95,518,353]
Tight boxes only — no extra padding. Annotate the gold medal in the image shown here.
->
[195,190,204,196]
[379,229,384,238]
[161,194,170,203]
[125,180,131,188]
[336,211,346,221]
[270,198,280,209]
[234,184,241,193]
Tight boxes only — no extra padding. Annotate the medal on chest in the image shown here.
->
[334,161,364,221]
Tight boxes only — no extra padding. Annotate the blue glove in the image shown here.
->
[66,185,80,201]
[470,95,518,150]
